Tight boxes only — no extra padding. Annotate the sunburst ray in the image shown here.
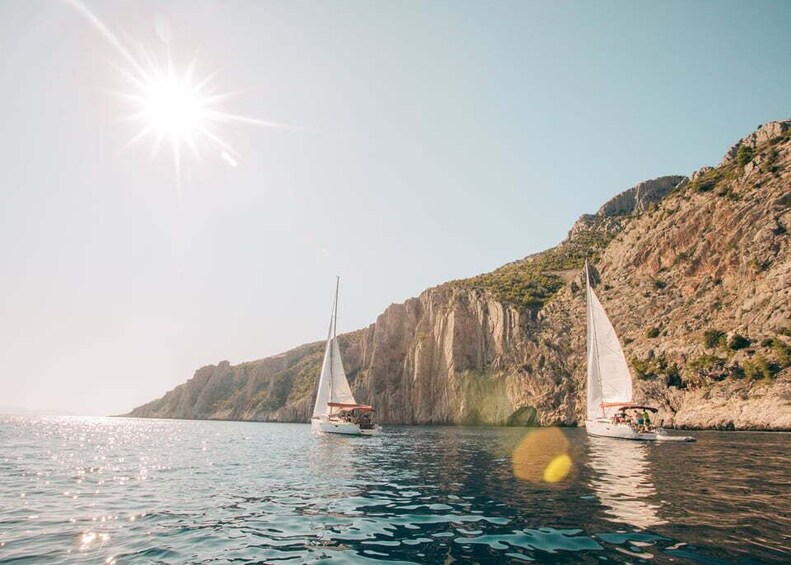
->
[65,0,300,193]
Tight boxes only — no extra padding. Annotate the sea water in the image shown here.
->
[0,416,788,563]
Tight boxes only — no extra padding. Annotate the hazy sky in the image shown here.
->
[1,0,789,415]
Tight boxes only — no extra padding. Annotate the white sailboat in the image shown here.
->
[584,262,694,442]
[311,277,380,436]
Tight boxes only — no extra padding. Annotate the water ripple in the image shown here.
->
[0,416,788,563]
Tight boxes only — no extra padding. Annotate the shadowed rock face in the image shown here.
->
[127,120,791,430]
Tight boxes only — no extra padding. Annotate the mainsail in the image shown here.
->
[312,278,356,418]
[585,264,633,420]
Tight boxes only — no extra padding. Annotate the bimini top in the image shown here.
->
[328,402,376,412]
[604,402,658,413]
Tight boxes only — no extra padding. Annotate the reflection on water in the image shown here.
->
[0,416,788,563]
[587,437,666,528]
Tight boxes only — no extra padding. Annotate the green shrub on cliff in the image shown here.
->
[687,354,730,384]
[631,354,680,385]
[688,169,721,193]
[645,326,660,339]
[728,334,751,350]
[703,329,726,348]
[736,144,754,166]
[742,354,778,380]
[772,339,791,368]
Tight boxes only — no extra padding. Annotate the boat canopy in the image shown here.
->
[328,402,375,412]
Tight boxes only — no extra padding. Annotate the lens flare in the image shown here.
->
[543,454,572,483]
[512,428,574,485]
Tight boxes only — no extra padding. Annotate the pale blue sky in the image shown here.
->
[1,0,789,414]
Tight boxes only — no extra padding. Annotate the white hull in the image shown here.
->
[311,418,380,436]
[586,419,694,442]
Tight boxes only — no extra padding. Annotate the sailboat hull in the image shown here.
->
[311,418,380,436]
[586,420,694,442]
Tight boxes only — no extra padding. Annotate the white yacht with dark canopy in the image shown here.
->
[585,262,694,442]
[311,277,379,436]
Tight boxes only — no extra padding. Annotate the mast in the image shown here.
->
[333,276,339,340]
[328,276,339,409]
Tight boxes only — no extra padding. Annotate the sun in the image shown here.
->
[117,52,237,189]
[138,72,205,140]
[117,52,242,188]
[65,0,300,192]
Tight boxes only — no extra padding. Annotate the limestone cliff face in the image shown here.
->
[128,121,791,429]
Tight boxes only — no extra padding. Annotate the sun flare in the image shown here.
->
[138,73,205,140]
[115,52,242,189]
[66,0,300,192]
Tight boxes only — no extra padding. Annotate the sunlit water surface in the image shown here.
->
[1,417,789,563]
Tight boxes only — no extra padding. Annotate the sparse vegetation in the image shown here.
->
[703,329,726,348]
[749,257,771,272]
[688,169,722,193]
[742,354,778,380]
[457,225,616,309]
[631,354,681,387]
[645,327,660,339]
[688,354,728,382]
[728,334,751,350]
[736,144,754,166]
[772,339,791,368]
[760,149,779,174]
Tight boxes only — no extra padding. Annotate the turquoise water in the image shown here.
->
[1,417,789,563]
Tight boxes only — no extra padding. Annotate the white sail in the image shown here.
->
[329,338,355,405]
[312,278,356,419]
[312,335,334,418]
[586,265,633,419]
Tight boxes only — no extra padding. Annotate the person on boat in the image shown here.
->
[642,410,652,430]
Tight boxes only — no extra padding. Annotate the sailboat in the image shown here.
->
[311,277,380,436]
[584,262,694,442]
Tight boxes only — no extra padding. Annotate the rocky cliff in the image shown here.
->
[127,121,791,429]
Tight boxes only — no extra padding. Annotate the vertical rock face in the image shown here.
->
[127,120,791,430]
[350,288,558,425]
[596,176,687,217]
